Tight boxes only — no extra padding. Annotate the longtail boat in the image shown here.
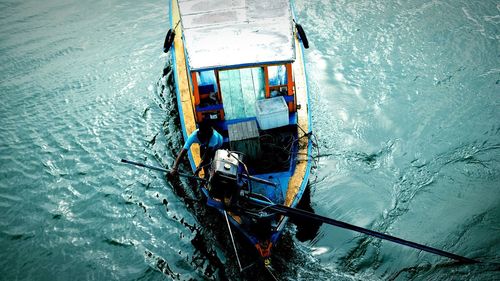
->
[166,0,313,266]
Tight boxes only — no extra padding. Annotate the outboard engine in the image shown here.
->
[208,150,244,206]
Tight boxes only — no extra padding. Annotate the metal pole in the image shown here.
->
[246,197,480,264]
[224,210,243,272]
[120,159,207,182]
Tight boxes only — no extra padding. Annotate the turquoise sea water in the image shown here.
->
[1,0,499,280]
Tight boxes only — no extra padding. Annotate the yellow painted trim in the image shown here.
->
[172,0,202,172]
[284,35,310,207]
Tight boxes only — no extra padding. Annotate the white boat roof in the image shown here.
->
[178,0,295,71]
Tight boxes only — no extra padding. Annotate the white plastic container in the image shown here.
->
[255,96,289,130]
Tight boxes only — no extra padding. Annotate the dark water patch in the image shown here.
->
[3,232,35,241]
[103,238,135,248]
[52,214,62,220]
[142,107,151,119]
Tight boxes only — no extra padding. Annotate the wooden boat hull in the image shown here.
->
[168,0,313,261]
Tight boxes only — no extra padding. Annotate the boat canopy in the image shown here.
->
[178,0,295,71]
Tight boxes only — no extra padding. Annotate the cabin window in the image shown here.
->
[267,65,288,97]
[196,70,218,104]
[197,70,218,92]
[264,63,295,112]
[191,70,225,122]
[219,67,265,120]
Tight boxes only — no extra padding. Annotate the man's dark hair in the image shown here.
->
[197,120,214,142]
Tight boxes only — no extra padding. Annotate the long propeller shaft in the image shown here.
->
[246,198,480,264]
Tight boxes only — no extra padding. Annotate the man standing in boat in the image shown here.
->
[169,121,223,177]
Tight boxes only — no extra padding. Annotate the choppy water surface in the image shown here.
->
[1,0,499,280]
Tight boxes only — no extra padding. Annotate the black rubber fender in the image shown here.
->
[295,23,309,49]
[163,29,176,53]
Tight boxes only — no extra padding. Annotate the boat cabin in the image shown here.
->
[191,64,296,123]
